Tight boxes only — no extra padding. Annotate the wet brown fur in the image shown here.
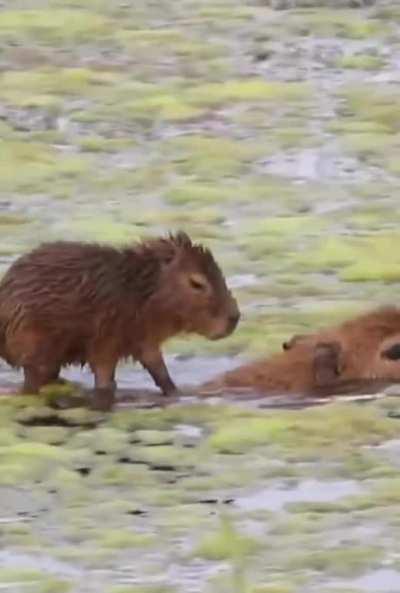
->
[0,232,239,408]
[201,307,400,397]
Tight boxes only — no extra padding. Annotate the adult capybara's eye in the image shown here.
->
[189,273,208,292]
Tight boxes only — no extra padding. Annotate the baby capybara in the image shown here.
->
[0,232,239,410]
[201,307,400,398]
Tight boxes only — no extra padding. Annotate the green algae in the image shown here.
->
[195,516,259,561]
[82,427,129,454]
[270,126,314,150]
[288,10,388,39]
[340,132,396,163]
[20,426,70,446]
[110,409,171,432]
[250,586,296,593]
[0,569,71,592]
[58,407,105,427]
[130,444,201,469]
[46,466,84,491]
[286,544,383,576]
[327,120,391,135]
[270,512,327,536]
[78,136,135,153]
[367,478,400,506]
[241,215,325,261]
[60,218,142,244]
[209,403,398,455]
[0,140,92,194]
[34,580,72,593]
[341,261,400,283]
[0,568,44,582]
[0,426,21,446]
[340,85,400,133]
[90,462,155,487]
[126,94,205,123]
[0,442,72,462]
[337,54,385,70]
[285,501,347,514]
[165,135,259,179]
[165,182,234,206]
[0,68,118,101]
[116,28,187,47]
[296,233,400,282]
[0,526,37,548]
[135,429,175,446]
[0,9,113,44]
[185,79,311,107]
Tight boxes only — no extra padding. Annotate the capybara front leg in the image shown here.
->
[90,362,117,412]
[48,366,64,384]
[140,349,177,396]
[22,364,60,394]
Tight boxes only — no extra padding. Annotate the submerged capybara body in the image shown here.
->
[0,232,239,409]
[202,307,400,398]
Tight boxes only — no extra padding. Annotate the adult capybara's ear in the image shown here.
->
[381,343,400,361]
[313,341,342,386]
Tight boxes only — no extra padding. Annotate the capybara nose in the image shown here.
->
[228,311,240,330]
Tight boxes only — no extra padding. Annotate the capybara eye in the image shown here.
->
[382,343,400,361]
[189,274,207,291]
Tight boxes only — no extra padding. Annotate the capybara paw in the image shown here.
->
[20,386,38,395]
[162,386,180,397]
[90,388,115,412]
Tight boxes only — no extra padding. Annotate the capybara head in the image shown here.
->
[152,232,240,340]
[282,307,400,385]
[202,307,400,399]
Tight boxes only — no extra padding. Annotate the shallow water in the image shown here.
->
[235,478,362,512]
[334,569,400,592]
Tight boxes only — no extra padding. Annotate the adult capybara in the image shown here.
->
[0,232,239,410]
[201,307,400,398]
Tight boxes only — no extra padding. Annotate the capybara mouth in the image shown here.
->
[209,317,239,340]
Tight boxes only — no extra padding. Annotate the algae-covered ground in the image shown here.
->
[4,393,400,593]
[1,0,400,591]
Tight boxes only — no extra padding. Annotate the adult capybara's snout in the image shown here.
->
[208,294,240,340]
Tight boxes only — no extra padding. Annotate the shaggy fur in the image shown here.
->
[0,232,239,409]
[201,307,400,397]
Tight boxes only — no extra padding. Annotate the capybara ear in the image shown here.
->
[381,343,400,361]
[158,238,180,267]
[282,333,307,351]
[313,341,342,386]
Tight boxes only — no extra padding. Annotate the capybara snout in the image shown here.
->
[208,295,240,340]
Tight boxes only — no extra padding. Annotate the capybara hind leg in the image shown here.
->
[89,362,117,412]
[22,364,60,394]
[139,348,177,396]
